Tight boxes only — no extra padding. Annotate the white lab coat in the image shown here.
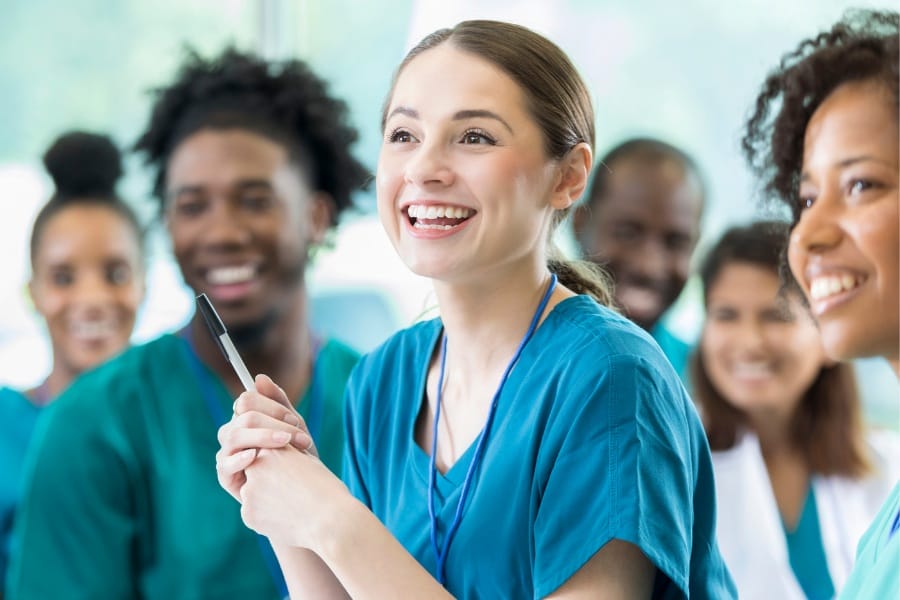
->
[712,429,899,600]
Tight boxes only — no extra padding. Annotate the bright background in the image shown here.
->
[0,0,896,428]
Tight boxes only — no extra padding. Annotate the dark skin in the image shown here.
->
[166,128,331,400]
[573,154,703,331]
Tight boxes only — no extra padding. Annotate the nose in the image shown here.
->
[403,140,454,188]
[790,193,843,257]
[631,238,670,282]
[203,199,252,249]
[72,271,117,311]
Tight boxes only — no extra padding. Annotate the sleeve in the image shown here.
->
[5,380,140,600]
[340,363,371,510]
[532,353,697,599]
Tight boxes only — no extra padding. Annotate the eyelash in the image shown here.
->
[385,127,498,145]
[797,178,880,213]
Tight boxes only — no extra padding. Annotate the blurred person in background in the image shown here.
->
[6,48,367,599]
[742,9,898,598]
[572,137,704,381]
[0,131,145,594]
[692,221,898,599]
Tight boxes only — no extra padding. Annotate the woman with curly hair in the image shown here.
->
[742,9,898,599]
[6,49,367,599]
[691,221,898,599]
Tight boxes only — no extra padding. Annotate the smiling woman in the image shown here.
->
[0,130,145,589]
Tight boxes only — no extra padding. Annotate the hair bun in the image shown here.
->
[43,131,123,197]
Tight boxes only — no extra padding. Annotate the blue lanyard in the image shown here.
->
[179,326,324,599]
[427,274,557,586]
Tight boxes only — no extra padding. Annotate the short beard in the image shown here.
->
[228,308,279,351]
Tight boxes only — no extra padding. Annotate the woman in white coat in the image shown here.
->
[691,221,898,599]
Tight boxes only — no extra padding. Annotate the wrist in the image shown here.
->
[314,492,370,567]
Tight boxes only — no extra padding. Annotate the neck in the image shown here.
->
[891,357,899,379]
[433,260,564,379]
[749,408,802,466]
[38,361,78,402]
[190,287,313,400]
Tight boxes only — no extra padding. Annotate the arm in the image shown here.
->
[544,540,655,600]
[6,391,138,599]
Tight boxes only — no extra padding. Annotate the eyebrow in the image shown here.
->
[385,106,514,134]
[801,155,898,179]
[169,179,275,198]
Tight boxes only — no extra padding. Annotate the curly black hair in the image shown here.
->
[742,9,898,223]
[134,47,370,225]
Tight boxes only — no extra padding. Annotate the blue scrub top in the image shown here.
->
[0,386,43,587]
[343,295,735,599]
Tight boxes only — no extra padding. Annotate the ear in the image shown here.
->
[308,192,334,245]
[550,142,592,211]
[26,279,43,316]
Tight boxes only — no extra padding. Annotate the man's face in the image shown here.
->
[575,156,703,330]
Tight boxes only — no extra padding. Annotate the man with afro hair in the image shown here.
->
[7,47,368,599]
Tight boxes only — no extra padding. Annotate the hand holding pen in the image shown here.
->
[198,294,316,503]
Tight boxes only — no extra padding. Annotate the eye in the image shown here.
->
[239,192,275,212]
[460,129,496,145]
[50,268,74,287]
[848,179,875,195]
[106,263,132,286]
[387,128,417,144]
[172,196,207,218]
[708,306,737,322]
[610,222,642,243]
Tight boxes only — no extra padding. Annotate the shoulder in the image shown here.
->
[348,319,440,387]
[318,337,362,372]
[53,334,183,415]
[864,428,900,484]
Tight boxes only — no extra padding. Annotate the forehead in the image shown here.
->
[596,157,703,229]
[803,80,899,168]
[388,43,528,119]
[166,129,292,185]
[38,204,139,262]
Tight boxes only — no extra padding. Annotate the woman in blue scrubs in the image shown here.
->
[216,20,735,599]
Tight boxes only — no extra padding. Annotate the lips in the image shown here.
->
[809,273,863,302]
[405,203,475,231]
[69,318,120,343]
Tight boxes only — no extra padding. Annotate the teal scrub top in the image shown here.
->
[0,387,42,588]
[839,482,900,599]
[343,296,736,599]
[651,320,692,386]
[783,486,835,599]
[6,333,358,600]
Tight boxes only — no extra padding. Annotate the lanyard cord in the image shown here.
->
[427,274,558,586]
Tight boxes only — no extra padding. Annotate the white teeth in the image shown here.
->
[207,265,255,285]
[732,362,773,378]
[407,204,472,220]
[809,274,860,301]
[71,320,117,340]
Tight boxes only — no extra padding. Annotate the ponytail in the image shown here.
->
[548,244,616,307]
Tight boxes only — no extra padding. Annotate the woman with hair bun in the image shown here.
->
[0,130,145,590]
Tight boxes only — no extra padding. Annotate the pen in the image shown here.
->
[196,293,257,392]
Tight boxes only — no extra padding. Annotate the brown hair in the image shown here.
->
[383,20,614,306]
[742,9,898,224]
[691,221,870,477]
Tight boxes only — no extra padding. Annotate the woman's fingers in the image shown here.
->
[254,373,293,410]
[233,388,308,431]
[218,414,313,453]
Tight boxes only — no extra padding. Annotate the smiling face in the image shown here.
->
[789,80,899,365]
[576,155,702,330]
[700,262,827,422]
[165,128,329,329]
[377,43,574,284]
[30,204,144,376]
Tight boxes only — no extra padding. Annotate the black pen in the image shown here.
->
[196,293,257,392]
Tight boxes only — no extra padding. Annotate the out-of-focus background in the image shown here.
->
[0,0,896,427]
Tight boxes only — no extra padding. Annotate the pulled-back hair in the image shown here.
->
[31,131,143,266]
[386,20,614,305]
[742,9,899,223]
[691,221,869,477]
[134,47,369,226]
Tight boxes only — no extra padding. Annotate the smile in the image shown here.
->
[406,204,474,230]
[809,274,863,302]
[206,264,258,285]
[70,319,119,341]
